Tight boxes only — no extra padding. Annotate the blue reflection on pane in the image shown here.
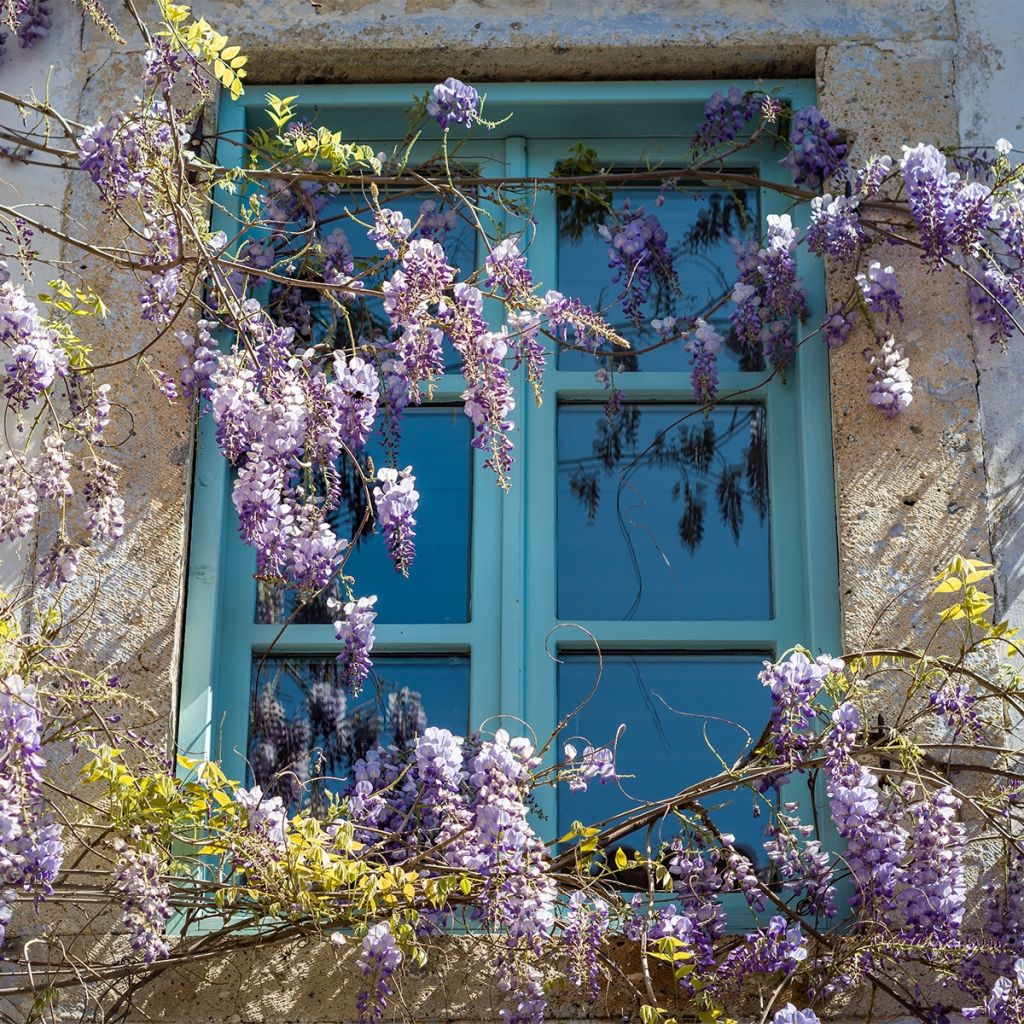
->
[256,406,472,624]
[557,185,759,371]
[557,403,771,621]
[249,654,470,811]
[557,654,769,866]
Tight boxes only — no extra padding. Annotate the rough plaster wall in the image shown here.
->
[957,0,1024,627]
[0,11,84,596]
[2,0,1022,1019]
[817,38,991,648]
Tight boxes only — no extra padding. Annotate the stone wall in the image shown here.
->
[1,0,1022,1019]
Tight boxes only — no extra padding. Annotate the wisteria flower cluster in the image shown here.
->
[598,201,678,324]
[0,674,63,949]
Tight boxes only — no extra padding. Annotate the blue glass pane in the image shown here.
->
[557,403,771,621]
[557,654,770,867]
[557,185,759,372]
[256,405,472,624]
[249,654,470,812]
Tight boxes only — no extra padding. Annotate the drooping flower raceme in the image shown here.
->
[599,202,678,324]
[333,595,378,694]
[113,840,172,963]
[235,785,287,847]
[864,334,913,418]
[687,319,723,405]
[857,261,904,322]
[563,743,618,793]
[357,922,403,1024]
[806,193,863,262]
[0,276,66,409]
[771,1005,822,1024]
[563,892,609,1000]
[443,283,516,486]
[692,85,758,152]
[900,786,966,942]
[373,466,419,575]
[0,674,64,952]
[759,651,841,774]
[780,106,847,189]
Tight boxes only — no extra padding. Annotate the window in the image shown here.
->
[178,82,840,866]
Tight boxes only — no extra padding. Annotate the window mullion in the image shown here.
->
[522,145,560,826]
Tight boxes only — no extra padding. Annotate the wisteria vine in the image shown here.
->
[0,5,1022,1024]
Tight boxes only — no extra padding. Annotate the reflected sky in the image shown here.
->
[557,653,770,866]
[557,185,758,371]
[256,406,473,625]
[557,403,771,621]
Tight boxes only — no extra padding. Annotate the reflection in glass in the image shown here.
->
[557,403,770,621]
[557,653,770,867]
[256,406,473,624]
[248,654,470,811]
[557,184,760,372]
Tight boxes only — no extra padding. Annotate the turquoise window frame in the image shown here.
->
[178,83,841,868]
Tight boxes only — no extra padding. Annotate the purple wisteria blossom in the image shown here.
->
[780,106,847,189]
[692,85,758,152]
[759,651,841,775]
[929,676,984,739]
[235,785,287,847]
[806,193,863,262]
[822,306,853,348]
[900,143,958,267]
[823,716,905,917]
[0,451,37,542]
[965,959,1024,1024]
[562,742,618,793]
[720,915,808,979]
[855,154,893,197]
[563,892,609,1000]
[984,853,1024,972]
[900,786,966,942]
[0,674,64,952]
[341,727,555,1024]
[413,199,459,242]
[357,922,403,1024]
[857,261,903,322]
[730,216,807,367]
[969,261,1022,346]
[486,237,533,304]
[373,466,419,575]
[0,277,66,409]
[83,457,126,543]
[382,237,456,392]
[599,202,678,323]
[77,114,145,207]
[864,334,913,418]
[764,814,837,918]
[686,319,722,405]
[541,289,619,354]
[113,840,172,963]
[507,309,546,400]
[333,595,378,694]
[369,207,413,257]
[427,78,480,129]
[771,1005,822,1024]
[443,283,515,485]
